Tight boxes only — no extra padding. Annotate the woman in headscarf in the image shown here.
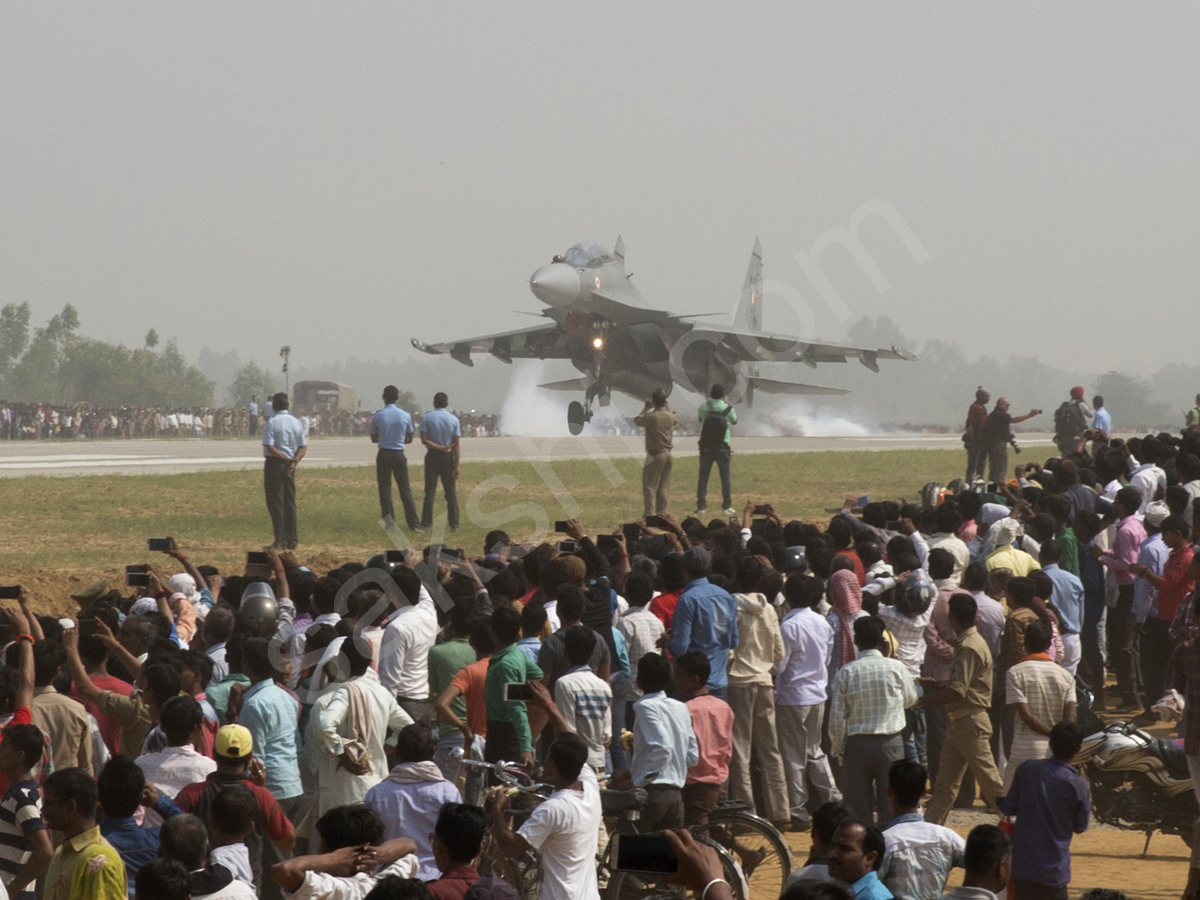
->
[826,564,865,682]
[983,518,1041,577]
[967,502,1012,562]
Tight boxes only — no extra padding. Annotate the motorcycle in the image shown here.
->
[1074,719,1197,854]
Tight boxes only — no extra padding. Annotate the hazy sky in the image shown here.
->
[2,4,1196,379]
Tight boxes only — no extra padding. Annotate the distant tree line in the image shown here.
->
[0,303,214,407]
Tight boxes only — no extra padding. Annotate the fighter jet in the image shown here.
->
[412,238,912,434]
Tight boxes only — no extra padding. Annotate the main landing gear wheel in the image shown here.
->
[567,401,586,435]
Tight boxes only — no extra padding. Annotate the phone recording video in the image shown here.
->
[147,538,173,553]
[611,833,679,874]
[556,540,578,554]
[246,551,270,566]
[503,682,534,702]
[126,572,151,588]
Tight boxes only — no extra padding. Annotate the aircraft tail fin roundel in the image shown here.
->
[733,238,763,333]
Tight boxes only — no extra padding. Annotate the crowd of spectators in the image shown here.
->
[4,419,1199,899]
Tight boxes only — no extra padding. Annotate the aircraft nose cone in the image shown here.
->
[530,263,581,308]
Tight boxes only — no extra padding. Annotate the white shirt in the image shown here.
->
[210,844,254,886]
[518,766,602,900]
[195,877,257,900]
[286,854,420,900]
[1129,462,1166,515]
[877,605,932,678]
[631,692,699,788]
[881,815,965,900]
[315,671,414,816]
[617,607,665,701]
[555,666,613,767]
[135,744,216,825]
[774,607,834,707]
[927,533,970,583]
[378,587,440,698]
[207,643,229,682]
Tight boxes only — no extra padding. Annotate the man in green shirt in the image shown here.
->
[695,383,738,516]
[429,604,480,781]
[483,607,543,767]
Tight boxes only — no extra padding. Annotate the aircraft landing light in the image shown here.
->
[592,336,604,349]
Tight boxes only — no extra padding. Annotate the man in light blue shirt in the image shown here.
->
[668,547,739,700]
[419,392,462,531]
[629,652,698,832]
[371,385,420,530]
[248,395,260,438]
[1092,395,1111,437]
[261,392,307,549]
[229,636,307,884]
[1038,539,1086,676]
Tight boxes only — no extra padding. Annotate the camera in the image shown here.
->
[1009,436,1022,455]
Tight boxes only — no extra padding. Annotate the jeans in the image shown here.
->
[1081,613,1107,706]
[1110,585,1143,705]
[263,457,298,549]
[965,440,986,482]
[422,449,459,529]
[610,675,630,771]
[696,448,732,510]
[1141,617,1171,710]
[376,448,419,528]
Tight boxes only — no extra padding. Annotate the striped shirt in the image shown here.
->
[0,779,46,898]
[555,667,612,768]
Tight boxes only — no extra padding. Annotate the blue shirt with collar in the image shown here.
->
[1093,406,1111,434]
[1133,532,1170,622]
[240,679,303,799]
[667,577,739,692]
[850,870,894,900]
[371,403,414,451]
[631,691,698,788]
[419,408,461,448]
[101,793,183,895]
[262,410,308,460]
[1042,563,1085,634]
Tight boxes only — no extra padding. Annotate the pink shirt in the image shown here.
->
[685,693,734,785]
[1099,515,1148,586]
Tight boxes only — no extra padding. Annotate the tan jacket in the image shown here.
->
[728,592,785,686]
[634,408,681,456]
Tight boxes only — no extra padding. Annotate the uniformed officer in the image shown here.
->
[261,392,307,549]
[371,385,421,531]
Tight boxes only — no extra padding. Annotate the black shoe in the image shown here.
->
[790,815,811,833]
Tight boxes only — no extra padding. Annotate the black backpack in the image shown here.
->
[698,402,731,453]
[1054,401,1085,440]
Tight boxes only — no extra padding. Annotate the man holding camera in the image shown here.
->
[982,397,1040,485]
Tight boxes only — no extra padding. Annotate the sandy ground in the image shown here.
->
[0,432,1059,477]
[783,812,1190,899]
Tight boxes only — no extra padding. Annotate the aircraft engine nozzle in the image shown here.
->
[530,263,581,309]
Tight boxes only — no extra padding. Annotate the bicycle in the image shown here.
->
[598,786,748,900]
[459,756,552,900]
[692,801,793,900]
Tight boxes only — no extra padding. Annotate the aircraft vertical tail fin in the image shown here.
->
[733,238,763,333]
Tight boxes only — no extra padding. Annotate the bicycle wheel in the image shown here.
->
[477,837,535,899]
[694,811,793,900]
[606,835,746,900]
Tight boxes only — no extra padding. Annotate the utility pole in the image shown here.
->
[280,346,291,395]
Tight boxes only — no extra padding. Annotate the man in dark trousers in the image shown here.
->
[261,392,306,550]
[964,387,989,483]
[695,383,738,516]
[419,392,462,531]
[371,385,420,531]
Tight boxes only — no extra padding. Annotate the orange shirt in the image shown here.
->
[449,658,490,736]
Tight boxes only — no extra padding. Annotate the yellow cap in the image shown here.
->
[215,724,253,758]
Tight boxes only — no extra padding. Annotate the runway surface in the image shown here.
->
[0,433,1055,478]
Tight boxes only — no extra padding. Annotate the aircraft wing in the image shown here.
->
[679,326,913,372]
[411,323,571,367]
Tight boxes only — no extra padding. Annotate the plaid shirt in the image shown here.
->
[829,649,918,757]
[1173,642,1200,754]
